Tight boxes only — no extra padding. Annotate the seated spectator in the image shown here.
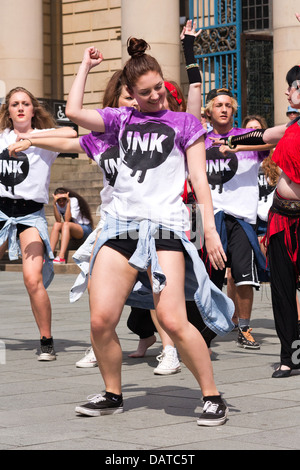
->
[50,187,93,264]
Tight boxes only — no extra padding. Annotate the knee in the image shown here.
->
[52,222,62,232]
[90,311,115,338]
[61,221,71,232]
[156,310,182,338]
[23,273,43,296]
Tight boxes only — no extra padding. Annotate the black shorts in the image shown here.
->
[0,197,43,237]
[225,215,259,288]
[104,229,184,258]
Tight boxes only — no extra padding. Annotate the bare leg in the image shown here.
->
[89,246,138,395]
[49,221,62,254]
[235,285,253,322]
[58,221,84,259]
[150,309,175,349]
[152,250,219,397]
[20,228,52,338]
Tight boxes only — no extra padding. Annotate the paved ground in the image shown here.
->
[1,271,300,452]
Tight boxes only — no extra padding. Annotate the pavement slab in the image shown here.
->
[1,272,300,452]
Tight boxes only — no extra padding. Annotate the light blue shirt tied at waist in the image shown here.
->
[69,228,98,303]
[87,214,235,337]
[0,207,54,288]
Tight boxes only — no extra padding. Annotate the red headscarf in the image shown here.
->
[164,81,182,105]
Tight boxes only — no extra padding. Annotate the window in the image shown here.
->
[242,0,270,31]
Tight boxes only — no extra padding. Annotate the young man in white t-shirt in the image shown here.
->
[204,88,269,350]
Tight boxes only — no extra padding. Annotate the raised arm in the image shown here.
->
[186,136,226,270]
[263,125,287,144]
[210,124,287,149]
[17,126,77,141]
[66,46,105,132]
[52,193,64,222]
[7,137,83,157]
[181,20,202,120]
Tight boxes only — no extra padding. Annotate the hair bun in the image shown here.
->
[127,37,150,58]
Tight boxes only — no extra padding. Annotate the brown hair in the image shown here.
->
[54,187,94,229]
[122,37,164,91]
[0,86,57,131]
[261,151,281,187]
[165,80,187,112]
[102,70,125,108]
[242,114,268,129]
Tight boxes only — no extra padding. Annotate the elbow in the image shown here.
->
[69,128,78,138]
[65,106,74,122]
[65,104,78,124]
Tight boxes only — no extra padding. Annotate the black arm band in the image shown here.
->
[227,129,266,148]
[182,35,202,84]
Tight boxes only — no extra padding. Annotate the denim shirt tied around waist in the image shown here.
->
[89,214,235,337]
[0,207,54,288]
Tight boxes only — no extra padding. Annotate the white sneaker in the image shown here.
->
[153,346,181,375]
[76,347,98,368]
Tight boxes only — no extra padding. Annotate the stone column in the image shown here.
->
[273,0,300,124]
[121,0,180,83]
[0,0,44,99]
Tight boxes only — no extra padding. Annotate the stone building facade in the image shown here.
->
[1,0,300,129]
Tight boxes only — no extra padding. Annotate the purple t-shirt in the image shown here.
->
[95,107,206,231]
[79,131,119,217]
[205,128,268,224]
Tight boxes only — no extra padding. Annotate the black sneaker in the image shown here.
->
[75,393,123,417]
[237,327,260,349]
[38,337,56,361]
[197,399,228,426]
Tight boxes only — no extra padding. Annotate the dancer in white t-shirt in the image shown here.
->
[204,89,270,350]
[0,86,77,361]
[64,39,234,426]
[8,41,235,426]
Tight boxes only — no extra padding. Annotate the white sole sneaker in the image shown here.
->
[197,401,228,426]
[75,405,123,417]
[153,347,181,375]
[75,393,124,417]
[38,352,56,361]
[75,361,98,368]
[154,365,181,375]
[75,347,98,368]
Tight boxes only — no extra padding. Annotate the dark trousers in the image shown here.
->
[268,227,300,368]
[126,304,216,348]
[127,307,156,339]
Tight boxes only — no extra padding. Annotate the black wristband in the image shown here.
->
[229,129,266,148]
[182,35,202,84]
[182,35,196,64]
